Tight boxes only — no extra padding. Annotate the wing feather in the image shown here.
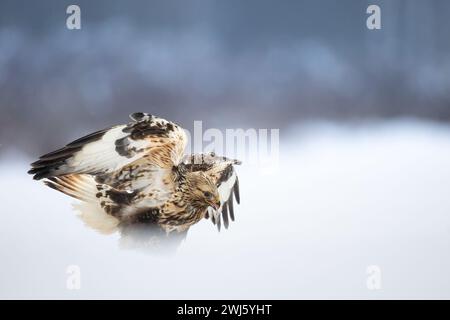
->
[28,113,187,180]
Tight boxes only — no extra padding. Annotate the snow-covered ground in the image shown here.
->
[1,120,450,299]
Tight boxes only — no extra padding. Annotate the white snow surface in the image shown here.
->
[1,120,450,299]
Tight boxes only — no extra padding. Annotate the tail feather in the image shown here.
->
[44,174,136,218]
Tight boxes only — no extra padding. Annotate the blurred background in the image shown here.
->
[1,0,450,299]
[1,0,450,154]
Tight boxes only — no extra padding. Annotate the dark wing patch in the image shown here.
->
[221,201,229,229]
[216,164,234,187]
[183,163,214,172]
[233,176,240,205]
[127,208,161,224]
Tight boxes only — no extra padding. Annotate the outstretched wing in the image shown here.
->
[28,112,187,180]
[183,153,241,230]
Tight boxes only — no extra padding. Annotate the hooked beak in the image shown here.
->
[210,200,221,210]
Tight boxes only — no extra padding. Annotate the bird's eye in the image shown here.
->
[203,191,212,198]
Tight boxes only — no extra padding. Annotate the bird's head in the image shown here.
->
[186,172,221,210]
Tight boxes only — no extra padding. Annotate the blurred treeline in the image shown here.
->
[0,0,449,155]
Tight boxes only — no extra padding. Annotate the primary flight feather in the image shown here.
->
[28,113,241,233]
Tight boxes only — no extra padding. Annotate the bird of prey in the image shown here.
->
[28,112,241,233]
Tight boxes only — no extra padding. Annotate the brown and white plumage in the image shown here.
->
[28,113,241,233]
